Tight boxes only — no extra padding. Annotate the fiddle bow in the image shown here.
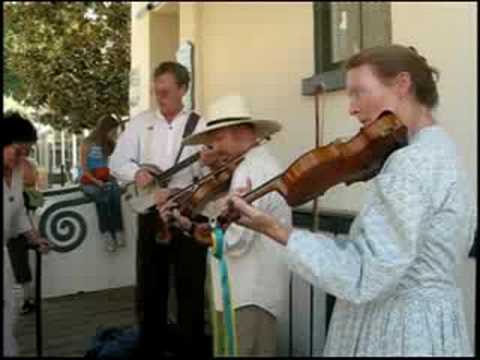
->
[217,110,408,227]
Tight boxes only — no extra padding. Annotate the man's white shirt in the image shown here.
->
[109,108,206,188]
[208,145,292,319]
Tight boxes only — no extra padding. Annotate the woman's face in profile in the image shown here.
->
[3,143,29,170]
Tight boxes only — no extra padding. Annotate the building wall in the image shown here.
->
[149,11,179,84]
[130,2,180,114]
[36,193,138,298]
[193,3,478,348]
[197,2,317,167]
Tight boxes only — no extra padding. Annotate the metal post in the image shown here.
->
[60,164,65,187]
[288,273,293,357]
[35,248,43,358]
[476,256,479,356]
[25,209,43,357]
[60,130,66,168]
[72,134,77,169]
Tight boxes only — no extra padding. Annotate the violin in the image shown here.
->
[167,155,244,216]
[218,110,408,226]
[166,137,272,217]
[154,137,272,241]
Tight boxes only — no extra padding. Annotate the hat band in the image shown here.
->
[206,117,251,127]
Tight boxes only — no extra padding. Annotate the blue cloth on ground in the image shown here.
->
[85,326,139,359]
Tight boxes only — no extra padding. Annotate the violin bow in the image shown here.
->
[167,136,272,207]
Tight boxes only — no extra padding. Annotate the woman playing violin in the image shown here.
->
[226,45,476,356]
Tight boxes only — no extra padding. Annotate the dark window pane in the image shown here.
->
[310,2,391,92]
[330,3,361,64]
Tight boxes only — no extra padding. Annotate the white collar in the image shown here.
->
[408,124,438,144]
[154,107,188,124]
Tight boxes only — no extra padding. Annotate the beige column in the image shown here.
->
[179,2,204,113]
[130,2,153,117]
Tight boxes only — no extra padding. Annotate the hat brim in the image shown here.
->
[182,119,282,146]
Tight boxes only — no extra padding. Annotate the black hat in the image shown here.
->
[2,111,38,147]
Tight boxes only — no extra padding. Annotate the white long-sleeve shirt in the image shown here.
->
[3,166,32,245]
[4,165,32,356]
[208,145,292,318]
[109,108,206,188]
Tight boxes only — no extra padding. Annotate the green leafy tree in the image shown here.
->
[4,48,22,96]
[4,2,131,133]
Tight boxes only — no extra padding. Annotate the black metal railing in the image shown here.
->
[291,209,478,357]
[290,208,356,356]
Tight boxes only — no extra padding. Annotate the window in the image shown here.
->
[303,2,391,94]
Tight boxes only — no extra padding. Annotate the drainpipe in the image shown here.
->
[309,84,325,357]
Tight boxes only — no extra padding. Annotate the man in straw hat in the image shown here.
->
[157,95,292,356]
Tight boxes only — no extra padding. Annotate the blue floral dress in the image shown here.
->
[286,125,476,356]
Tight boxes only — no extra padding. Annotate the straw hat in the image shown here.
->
[182,95,282,146]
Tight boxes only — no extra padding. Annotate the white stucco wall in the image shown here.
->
[149,11,179,82]
[36,190,138,298]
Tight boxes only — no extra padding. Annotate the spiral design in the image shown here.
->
[47,211,87,252]
[39,195,91,253]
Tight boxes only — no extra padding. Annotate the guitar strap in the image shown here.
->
[174,111,200,165]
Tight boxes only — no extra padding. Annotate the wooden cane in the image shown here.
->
[26,209,43,358]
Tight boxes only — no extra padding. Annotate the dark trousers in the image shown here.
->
[7,235,32,284]
[135,212,208,357]
[81,181,124,237]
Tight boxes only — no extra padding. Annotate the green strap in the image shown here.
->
[210,225,238,356]
[207,265,224,356]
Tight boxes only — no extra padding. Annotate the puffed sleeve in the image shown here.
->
[286,152,428,304]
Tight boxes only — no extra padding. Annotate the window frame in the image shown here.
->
[303,2,392,95]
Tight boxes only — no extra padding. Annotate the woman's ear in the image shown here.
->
[393,71,413,99]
